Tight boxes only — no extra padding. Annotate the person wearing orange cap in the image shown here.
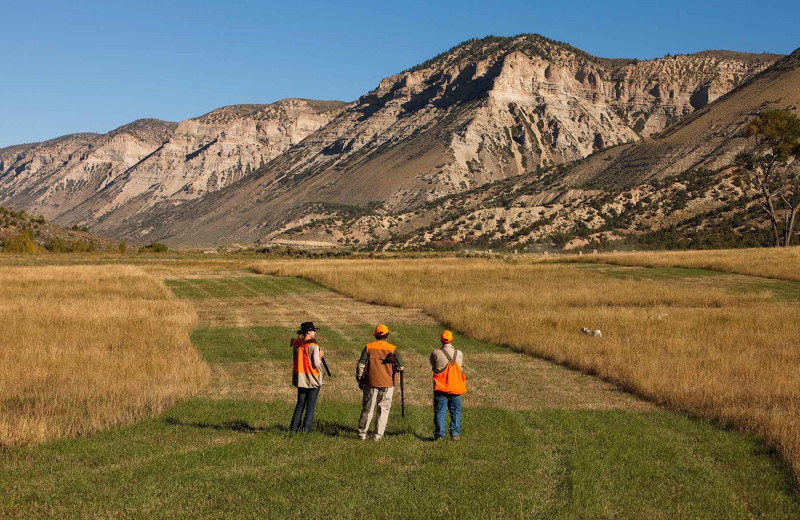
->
[430,330,466,441]
[355,324,404,440]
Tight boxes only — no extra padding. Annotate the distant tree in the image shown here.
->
[3,230,37,253]
[734,110,800,246]
[118,240,128,254]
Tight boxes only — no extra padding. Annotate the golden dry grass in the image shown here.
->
[555,246,800,281]
[254,258,800,482]
[0,265,209,446]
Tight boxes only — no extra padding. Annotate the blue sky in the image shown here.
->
[1,0,798,148]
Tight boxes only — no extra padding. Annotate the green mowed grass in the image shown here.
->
[338,323,506,355]
[582,263,800,301]
[191,326,299,362]
[2,399,797,519]
[191,324,501,363]
[166,276,323,299]
[730,278,800,302]
[585,264,723,280]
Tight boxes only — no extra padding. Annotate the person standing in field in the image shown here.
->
[290,321,324,433]
[355,324,404,441]
[430,330,466,441]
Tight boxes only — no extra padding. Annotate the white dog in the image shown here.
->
[580,327,602,338]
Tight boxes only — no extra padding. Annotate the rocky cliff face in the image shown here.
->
[204,37,776,212]
[608,51,776,136]
[276,50,800,252]
[0,99,345,222]
[0,124,173,219]
[73,99,346,223]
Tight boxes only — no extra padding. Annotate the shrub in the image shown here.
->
[138,242,169,253]
[3,230,37,253]
[47,237,71,253]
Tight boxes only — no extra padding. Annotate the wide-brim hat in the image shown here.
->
[297,321,317,335]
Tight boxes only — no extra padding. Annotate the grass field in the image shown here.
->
[0,265,207,446]
[256,258,800,487]
[2,264,798,518]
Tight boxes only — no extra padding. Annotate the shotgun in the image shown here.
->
[400,370,405,417]
[321,356,332,377]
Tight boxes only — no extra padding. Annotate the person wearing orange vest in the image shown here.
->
[430,330,466,441]
[355,324,404,441]
[290,321,324,433]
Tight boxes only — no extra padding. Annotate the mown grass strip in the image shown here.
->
[191,324,503,364]
[580,263,800,302]
[166,276,322,299]
[552,246,800,282]
[337,323,506,355]
[2,398,797,519]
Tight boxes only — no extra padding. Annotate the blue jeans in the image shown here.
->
[290,387,320,433]
[434,392,461,438]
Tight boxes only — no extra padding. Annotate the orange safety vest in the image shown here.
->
[362,340,397,389]
[292,338,321,388]
[433,347,466,395]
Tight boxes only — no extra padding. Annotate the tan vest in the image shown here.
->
[292,338,322,388]
[362,340,397,388]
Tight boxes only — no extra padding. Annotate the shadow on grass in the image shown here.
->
[163,416,285,433]
[162,416,435,441]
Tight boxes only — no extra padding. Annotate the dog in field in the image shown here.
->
[580,327,602,338]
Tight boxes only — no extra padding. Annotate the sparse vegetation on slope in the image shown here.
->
[0,205,123,253]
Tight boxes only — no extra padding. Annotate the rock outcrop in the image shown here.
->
[0,99,345,222]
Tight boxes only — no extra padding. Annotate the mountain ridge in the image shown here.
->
[0,34,790,247]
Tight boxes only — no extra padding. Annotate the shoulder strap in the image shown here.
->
[441,346,457,365]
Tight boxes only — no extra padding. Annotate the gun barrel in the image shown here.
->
[400,371,405,417]
[321,356,332,377]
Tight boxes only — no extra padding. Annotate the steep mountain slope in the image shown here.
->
[0,122,175,219]
[97,35,778,245]
[278,49,800,251]
[0,99,346,225]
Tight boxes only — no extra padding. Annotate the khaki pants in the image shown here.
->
[358,387,394,439]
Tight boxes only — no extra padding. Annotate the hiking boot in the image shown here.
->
[433,436,444,442]
[451,435,461,441]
